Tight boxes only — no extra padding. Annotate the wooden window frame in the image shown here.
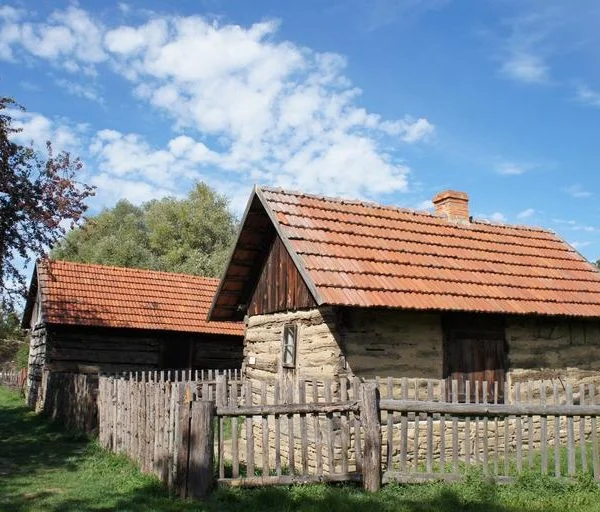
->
[281,323,298,369]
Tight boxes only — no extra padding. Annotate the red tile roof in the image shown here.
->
[34,260,243,335]
[254,187,600,317]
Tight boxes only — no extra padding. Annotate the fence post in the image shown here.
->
[187,400,215,499]
[361,381,381,492]
[176,400,192,498]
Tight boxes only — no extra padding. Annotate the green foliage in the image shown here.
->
[0,308,26,369]
[52,182,237,277]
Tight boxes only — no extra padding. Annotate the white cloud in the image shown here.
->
[517,208,535,219]
[495,161,536,176]
[0,8,435,200]
[0,7,442,206]
[576,85,600,108]
[90,173,176,205]
[501,52,549,84]
[55,78,104,104]
[565,184,592,198]
[9,109,82,153]
[490,212,507,222]
[415,199,434,211]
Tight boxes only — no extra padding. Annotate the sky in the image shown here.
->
[2,0,600,262]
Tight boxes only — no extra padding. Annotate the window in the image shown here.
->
[282,324,298,368]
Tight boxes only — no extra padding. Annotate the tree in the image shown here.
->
[0,308,27,369]
[52,183,237,277]
[0,97,95,311]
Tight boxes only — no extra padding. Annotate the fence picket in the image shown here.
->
[567,384,575,476]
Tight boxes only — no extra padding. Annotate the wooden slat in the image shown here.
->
[313,379,323,476]
[567,384,576,476]
[474,380,480,466]
[339,378,349,475]
[287,381,296,474]
[245,381,255,477]
[400,378,408,473]
[554,381,561,478]
[387,377,393,471]
[352,378,361,473]
[299,380,309,476]
[426,381,433,474]
[527,381,533,469]
[324,379,334,474]
[493,380,499,476]
[580,383,587,475]
[231,380,239,479]
[482,381,489,476]
[515,382,522,474]
[503,381,509,477]
[439,380,446,472]
[413,381,420,473]
[274,382,282,477]
[591,384,599,479]
[451,379,458,474]
[261,381,269,477]
[541,382,548,475]
[465,380,471,466]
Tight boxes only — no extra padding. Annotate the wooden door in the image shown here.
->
[443,314,506,403]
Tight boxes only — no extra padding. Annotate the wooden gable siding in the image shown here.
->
[249,235,316,316]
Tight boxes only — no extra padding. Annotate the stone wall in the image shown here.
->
[506,316,600,394]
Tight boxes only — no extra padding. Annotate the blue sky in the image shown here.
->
[2,0,600,261]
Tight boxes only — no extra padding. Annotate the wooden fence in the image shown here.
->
[97,369,242,493]
[0,369,27,393]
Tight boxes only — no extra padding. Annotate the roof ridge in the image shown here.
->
[258,185,555,235]
[42,259,221,282]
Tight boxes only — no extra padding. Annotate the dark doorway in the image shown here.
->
[160,338,192,369]
[443,313,506,403]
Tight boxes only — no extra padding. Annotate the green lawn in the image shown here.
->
[2,385,600,512]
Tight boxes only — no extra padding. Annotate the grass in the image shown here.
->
[2,385,600,512]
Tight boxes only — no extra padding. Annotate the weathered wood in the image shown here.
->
[218,472,362,487]
[231,380,239,479]
[187,400,215,499]
[527,381,533,469]
[361,382,381,492]
[245,381,255,476]
[275,381,282,476]
[567,384,576,476]
[299,379,309,475]
[541,383,548,475]
[451,379,458,474]
[287,382,296,473]
[261,381,269,477]
[400,377,409,473]
[580,384,587,474]
[426,381,433,474]
[378,400,600,418]
[591,384,599,479]
[324,380,334,474]
[387,377,394,471]
[482,381,489,476]
[176,401,192,498]
[554,382,561,478]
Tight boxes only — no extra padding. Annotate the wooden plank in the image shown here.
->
[299,379,309,476]
[176,401,192,498]
[275,382,282,477]
[482,381,489,476]
[261,381,269,478]
[465,380,471,466]
[324,379,334,474]
[287,380,295,474]
[361,382,381,492]
[313,379,323,476]
[541,382,548,475]
[580,383,587,475]
[493,380,499,476]
[527,381,533,469]
[386,377,394,472]
[474,380,480,466]
[515,382,522,474]
[567,384,576,476]
[426,381,433,474]
[591,384,599,480]
[400,378,408,473]
[231,380,239,479]
[451,380,458,474]
[439,380,446,472]
[245,381,255,477]
[187,401,215,499]
[413,381,420,473]
[218,472,362,487]
[503,381,509,477]
[340,377,349,475]
[554,381,561,478]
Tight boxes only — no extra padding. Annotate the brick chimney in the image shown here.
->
[432,190,470,222]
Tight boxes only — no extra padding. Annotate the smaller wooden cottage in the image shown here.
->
[22,259,244,407]
[210,186,600,403]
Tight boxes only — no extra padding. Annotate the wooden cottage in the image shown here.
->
[210,186,600,402]
[23,259,244,407]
